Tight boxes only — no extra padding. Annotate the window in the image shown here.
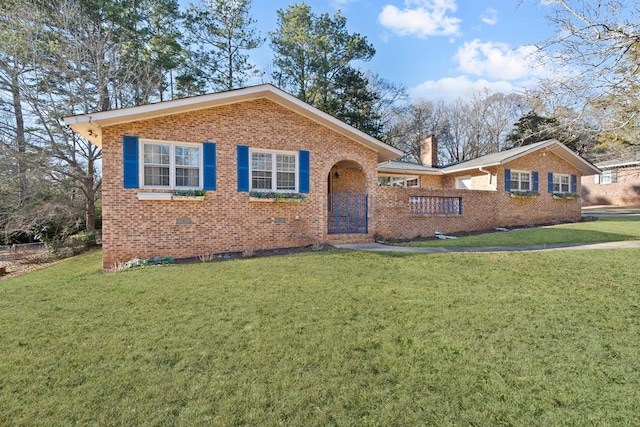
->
[599,169,618,184]
[553,174,570,193]
[510,170,531,192]
[141,140,202,189]
[378,175,419,187]
[250,150,298,192]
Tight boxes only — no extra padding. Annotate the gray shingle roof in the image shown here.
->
[376,139,601,176]
[377,160,441,174]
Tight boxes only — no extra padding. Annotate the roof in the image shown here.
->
[593,149,640,169]
[375,139,601,176]
[62,84,403,163]
[442,139,601,176]
[377,160,442,175]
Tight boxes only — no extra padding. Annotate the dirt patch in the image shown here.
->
[0,249,60,281]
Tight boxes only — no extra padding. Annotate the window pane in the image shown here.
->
[175,146,200,166]
[252,152,272,171]
[176,168,199,187]
[144,166,170,186]
[510,170,520,190]
[252,170,272,189]
[378,176,391,186]
[554,175,570,192]
[144,144,170,165]
[252,152,273,190]
[277,172,296,190]
[276,154,296,172]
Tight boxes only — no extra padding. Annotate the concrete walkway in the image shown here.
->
[582,205,640,217]
[336,240,640,254]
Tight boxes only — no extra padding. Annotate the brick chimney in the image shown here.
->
[420,136,438,167]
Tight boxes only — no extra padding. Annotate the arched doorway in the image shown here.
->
[327,160,368,234]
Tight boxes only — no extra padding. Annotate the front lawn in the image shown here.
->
[1,249,639,425]
[404,216,640,247]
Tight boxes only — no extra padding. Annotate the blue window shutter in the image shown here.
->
[571,174,577,193]
[123,135,139,188]
[203,142,216,191]
[548,172,554,193]
[532,171,539,192]
[299,150,310,193]
[237,145,249,192]
[504,169,511,191]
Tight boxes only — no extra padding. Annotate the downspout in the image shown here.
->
[479,167,496,190]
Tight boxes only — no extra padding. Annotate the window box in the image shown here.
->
[510,191,539,199]
[249,191,306,203]
[137,192,173,201]
[173,189,206,200]
[172,195,205,201]
[137,190,206,201]
[553,192,580,200]
[249,197,303,203]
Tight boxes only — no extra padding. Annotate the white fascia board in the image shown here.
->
[62,84,403,162]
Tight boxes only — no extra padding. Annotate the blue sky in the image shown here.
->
[189,1,558,102]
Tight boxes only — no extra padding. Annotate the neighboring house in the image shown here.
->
[63,85,600,269]
[581,153,640,206]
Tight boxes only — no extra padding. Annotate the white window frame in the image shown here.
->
[510,170,532,192]
[599,169,618,184]
[249,149,299,193]
[378,175,420,187]
[553,173,571,193]
[139,139,203,190]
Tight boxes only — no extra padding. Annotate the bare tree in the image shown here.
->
[532,0,640,144]
[435,91,527,164]
[387,100,448,163]
[366,72,408,143]
[0,0,43,208]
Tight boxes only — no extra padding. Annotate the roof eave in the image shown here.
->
[62,84,403,162]
[443,161,501,174]
[377,165,443,175]
[442,140,601,175]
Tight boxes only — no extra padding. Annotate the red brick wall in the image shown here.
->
[581,166,640,206]
[100,98,378,268]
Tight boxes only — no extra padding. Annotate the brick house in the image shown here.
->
[581,154,640,206]
[375,138,600,239]
[63,85,600,268]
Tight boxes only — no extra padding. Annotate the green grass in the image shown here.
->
[2,248,639,425]
[404,216,640,247]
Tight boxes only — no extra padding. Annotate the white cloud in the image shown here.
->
[454,39,543,81]
[378,0,462,38]
[409,76,521,102]
[480,8,498,25]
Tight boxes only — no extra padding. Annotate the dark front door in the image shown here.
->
[328,193,368,234]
